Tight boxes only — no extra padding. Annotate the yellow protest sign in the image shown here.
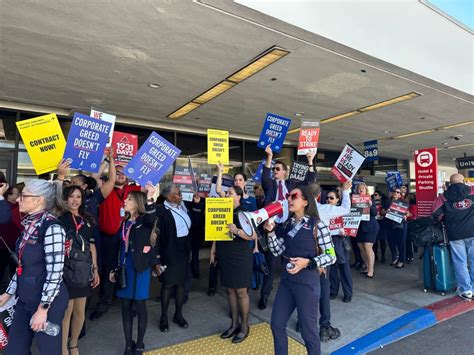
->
[205,198,234,241]
[16,114,66,174]
[207,129,229,165]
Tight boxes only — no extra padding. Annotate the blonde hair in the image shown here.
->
[356,182,369,195]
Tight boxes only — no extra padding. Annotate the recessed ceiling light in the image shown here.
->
[383,130,392,134]
[194,117,200,120]
[148,83,161,89]
[420,117,426,120]
[113,70,121,74]
[295,112,304,117]
[360,69,367,73]
[443,142,449,145]
[271,77,278,81]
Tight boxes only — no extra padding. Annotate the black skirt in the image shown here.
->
[67,284,92,299]
[216,237,253,289]
[161,236,190,286]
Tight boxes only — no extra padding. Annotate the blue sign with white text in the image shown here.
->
[258,113,292,153]
[63,112,112,173]
[385,171,403,192]
[364,140,378,162]
[124,132,181,185]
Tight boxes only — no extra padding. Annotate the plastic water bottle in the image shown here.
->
[30,320,60,336]
[152,265,167,277]
[41,322,60,336]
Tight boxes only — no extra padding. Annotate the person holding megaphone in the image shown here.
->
[258,145,317,310]
[263,186,336,355]
[209,164,257,344]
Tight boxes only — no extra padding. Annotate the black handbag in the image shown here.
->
[116,264,127,289]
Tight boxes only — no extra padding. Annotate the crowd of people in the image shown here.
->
[1,144,470,355]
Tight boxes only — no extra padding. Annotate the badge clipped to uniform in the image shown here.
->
[120,207,125,218]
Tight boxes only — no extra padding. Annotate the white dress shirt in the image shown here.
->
[316,189,351,226]
[164,200,192,238]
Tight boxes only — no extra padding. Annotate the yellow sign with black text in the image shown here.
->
[207,129,229,165]
[16,114,66,174]
[205,198,234,241]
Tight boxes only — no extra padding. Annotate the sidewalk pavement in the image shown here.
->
[74,254,449,355]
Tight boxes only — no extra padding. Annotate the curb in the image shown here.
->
[331,296,474,355]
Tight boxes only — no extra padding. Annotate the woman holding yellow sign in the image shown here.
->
[209,164,256,344]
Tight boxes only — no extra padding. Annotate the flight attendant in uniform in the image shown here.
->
[264,186,336,355]
[0,180,69,355]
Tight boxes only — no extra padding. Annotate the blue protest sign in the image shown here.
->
[124,132,181,185]
[258,113,291,153]
[363,140,378,162]
[63,113,112,172]
[386,171,403,192]
[253,159,274,183]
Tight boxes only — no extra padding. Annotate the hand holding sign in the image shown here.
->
[258,113,291,153]
[145,182,156,199]
[57,159,71,180]
[265,144,273,157]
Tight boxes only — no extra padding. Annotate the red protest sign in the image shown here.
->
[351,195,371,221]
[385,200,409,224]
[414,148,438,217]
[297,121,320,155]
[111,131,138,165]
[343,207,362,237]
[329,216,344,230]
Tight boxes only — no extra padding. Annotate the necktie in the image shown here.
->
[277,181,284,201]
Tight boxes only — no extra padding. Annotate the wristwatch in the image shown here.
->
[307,258,318,270]
[40,302,50,310]
[237,229,241,236]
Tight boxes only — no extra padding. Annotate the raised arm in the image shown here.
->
[216,163,226,197]
[262,145,273,192]
[99,150,116,199]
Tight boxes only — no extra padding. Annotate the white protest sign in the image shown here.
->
[331,143,365,183]
[90,108,116,147]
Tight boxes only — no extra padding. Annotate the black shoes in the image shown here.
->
[320,326,341,342]
[343,296,352,303]
[192,274,203,280]
[172,314,189,328]
[123,341,135,355]
[159,318,169,332]
[232,327,250,343]
[258,296,268,310]
[330,294,337,300]
[89,310,105,321]
[207,288,216,296]
[135,343,145,355]
[220,325,240,339]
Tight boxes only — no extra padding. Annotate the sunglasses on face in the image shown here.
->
[289,192,305,201]
[272,167,282,172]
[326,196,336,200]
[116,171,125,176]
[394,191,401,194]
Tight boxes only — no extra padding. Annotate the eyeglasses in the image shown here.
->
[288,192,305,201]
[272,167,282,172]
[19,193,41,201]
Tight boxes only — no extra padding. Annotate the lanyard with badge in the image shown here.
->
[66,214,85,256]
[122,221,134,252]
[16,216,42,276]
[116,188,126,217]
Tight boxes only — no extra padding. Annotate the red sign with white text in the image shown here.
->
[297,121,320,155]
[414,147,438,217]
[111,131,138,165]
[329,216,344,230]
